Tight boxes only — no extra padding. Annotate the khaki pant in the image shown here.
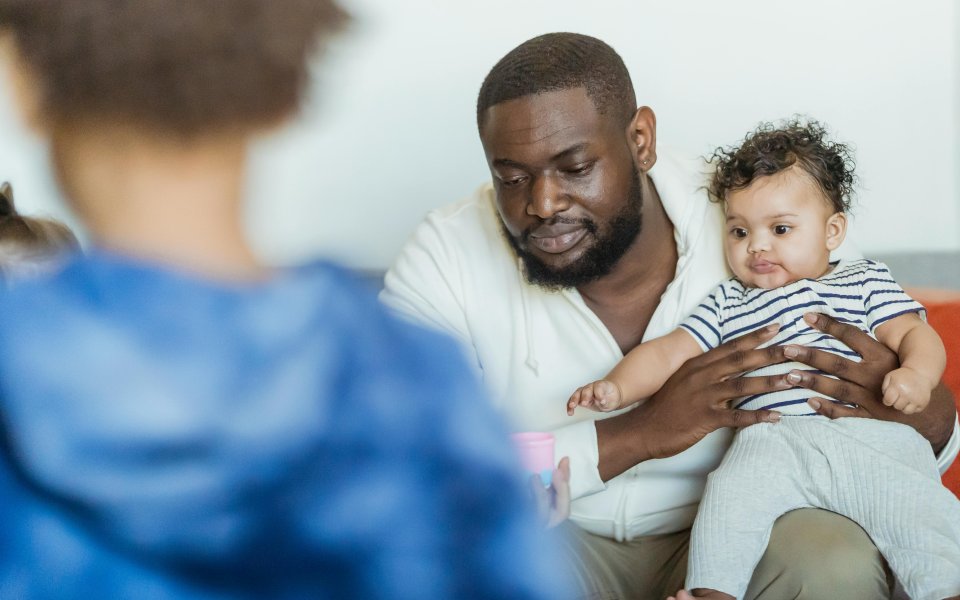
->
[560,508,892,600]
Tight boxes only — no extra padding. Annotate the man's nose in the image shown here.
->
[526,174,569,219]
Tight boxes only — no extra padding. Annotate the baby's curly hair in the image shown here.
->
[709,119,856,214]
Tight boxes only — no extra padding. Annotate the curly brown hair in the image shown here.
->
[0,0,347,138]
[709,119,856,213]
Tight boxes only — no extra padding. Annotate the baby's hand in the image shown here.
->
[882,367,933,415]
[566,380,623,415]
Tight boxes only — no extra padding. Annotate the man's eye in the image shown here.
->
[774,225,791,235]
[566,162,593,176]
[731,228,747,239]
[500,176,527,188]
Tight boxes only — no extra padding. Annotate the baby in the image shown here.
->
[568,121,960,600]
[0,181,78,278]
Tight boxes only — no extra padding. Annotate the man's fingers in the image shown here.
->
[704,323,781,367]
[548,457,571,528]
[528,474,549,519]
[807,397,868,419]
[723,408,781,429]
[715,373,793,403]
[703,345,790,387]
[785,369,873,407]
[802,312,892,362]
[782,344,874,388]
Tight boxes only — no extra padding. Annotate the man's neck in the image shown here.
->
[577,179,678,353]
[51,124,266,281]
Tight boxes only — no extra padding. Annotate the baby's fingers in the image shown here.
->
[882,385,900,408]
[566,389,583,416]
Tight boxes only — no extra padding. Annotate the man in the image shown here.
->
[0,2,567,598]
[382,32,960,598]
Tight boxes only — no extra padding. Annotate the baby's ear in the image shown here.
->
[0,182,14,217]
[825,211,847,251]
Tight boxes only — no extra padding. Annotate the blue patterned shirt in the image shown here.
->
[0,251,570,599]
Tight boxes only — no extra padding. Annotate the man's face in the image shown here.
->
[479,87,642,290]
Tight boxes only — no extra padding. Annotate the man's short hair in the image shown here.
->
[710,119,856,214]
[0,0,347,137]
[476,32,636,131]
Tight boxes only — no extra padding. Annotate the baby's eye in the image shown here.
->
[731,228,748,239]
[774,225,791,235]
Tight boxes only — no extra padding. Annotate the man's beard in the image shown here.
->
[502,166,643,291]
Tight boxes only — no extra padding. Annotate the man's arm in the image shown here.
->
[784,312,958,461]
[380,215,480,371]
[595,325,788,481]
[382,207,615,501]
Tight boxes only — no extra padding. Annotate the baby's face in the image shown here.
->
[724,166,845,289]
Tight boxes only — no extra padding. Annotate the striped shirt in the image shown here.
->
[679,259,925,416]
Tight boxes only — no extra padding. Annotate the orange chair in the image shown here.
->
[908,288,960,498]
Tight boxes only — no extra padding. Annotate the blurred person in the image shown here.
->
[0,2,568,598]
[0,180,79,279]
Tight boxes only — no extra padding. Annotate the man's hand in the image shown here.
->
[784,312,956,453]
[781,312,898,410]
[596,324,787,481]
[529,457,570,529]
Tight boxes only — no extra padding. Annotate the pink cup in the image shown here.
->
[511,431,555,486]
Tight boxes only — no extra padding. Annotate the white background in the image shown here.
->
[0,0,957,270]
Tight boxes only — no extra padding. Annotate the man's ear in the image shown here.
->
[825,211,848,251]
[0,34,46,134]
[626,106,657,172]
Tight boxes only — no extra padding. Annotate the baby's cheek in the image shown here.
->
[725,252,749,281]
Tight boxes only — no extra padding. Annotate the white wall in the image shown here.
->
[1,0,957,270]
